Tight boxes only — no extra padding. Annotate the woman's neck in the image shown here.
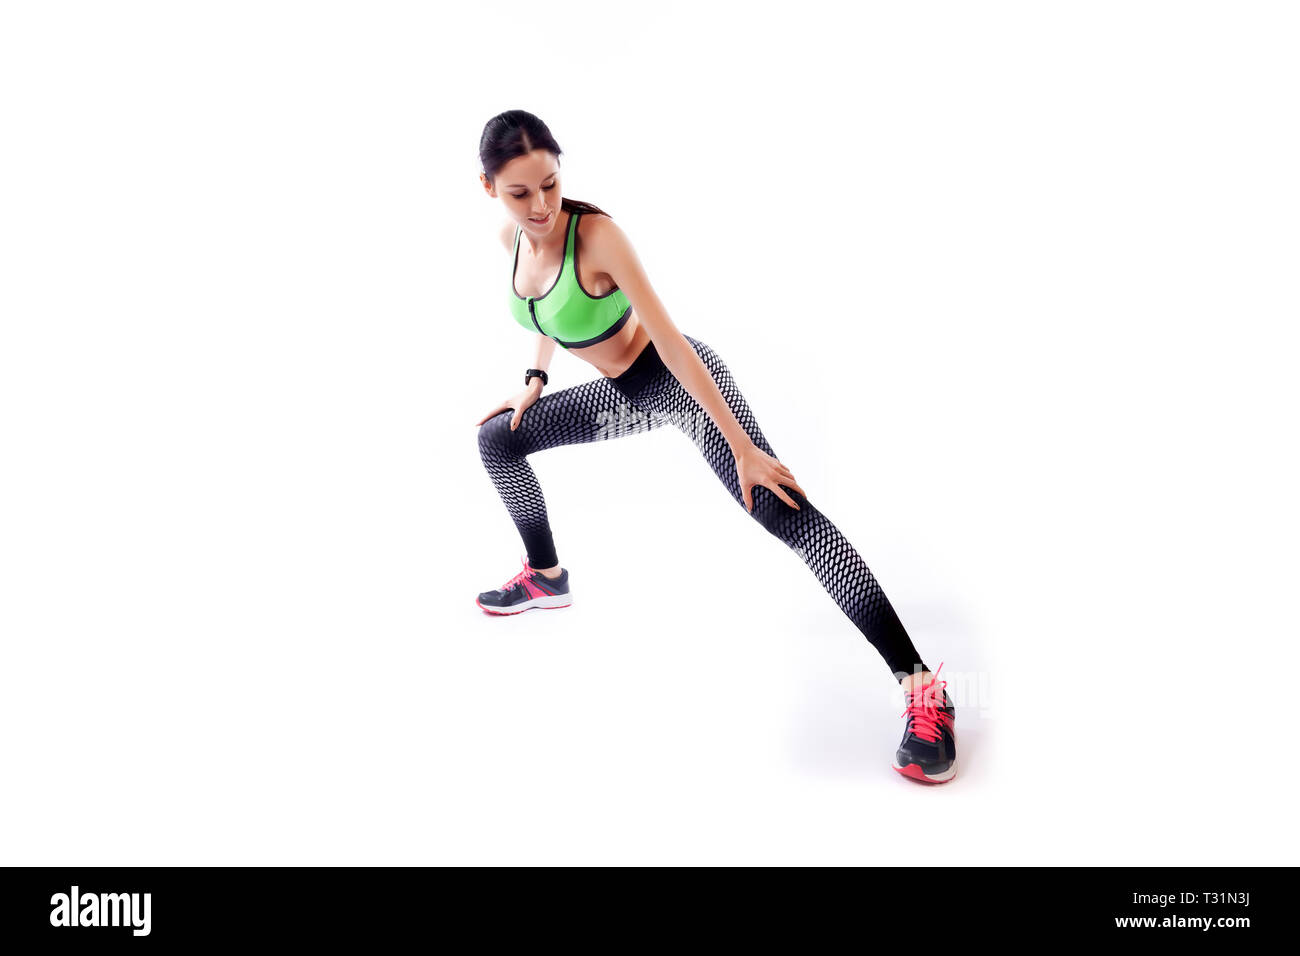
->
[522,208,570,258]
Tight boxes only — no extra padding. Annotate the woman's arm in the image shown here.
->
[475,332,559,430]
[592,216,806,512]
[531,332,556,378]
[592,217,749,450]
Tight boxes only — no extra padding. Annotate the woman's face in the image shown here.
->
[493,149,562,236]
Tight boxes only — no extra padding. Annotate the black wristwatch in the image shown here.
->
[525,368,548,387]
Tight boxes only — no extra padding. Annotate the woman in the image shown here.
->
[473,110,956,783]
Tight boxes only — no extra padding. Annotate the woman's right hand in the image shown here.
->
[476,380,544,431]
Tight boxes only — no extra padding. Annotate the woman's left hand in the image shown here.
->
[733,441,806,513]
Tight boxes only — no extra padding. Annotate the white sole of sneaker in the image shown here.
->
[892,753,958,783]
[476,592,573,615]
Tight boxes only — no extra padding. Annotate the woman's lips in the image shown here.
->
[529,212,551,224]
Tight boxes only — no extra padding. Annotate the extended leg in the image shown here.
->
[640,335,929,680]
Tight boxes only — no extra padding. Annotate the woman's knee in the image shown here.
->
[746,485,811,540]
[477,410,523,461]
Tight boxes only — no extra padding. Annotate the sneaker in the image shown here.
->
[892,661,957,783]
[476,554,572,615]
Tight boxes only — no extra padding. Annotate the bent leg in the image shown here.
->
[642,335,929,680]
[477,375,664,569]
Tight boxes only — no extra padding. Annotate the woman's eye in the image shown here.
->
[510,183,556,199]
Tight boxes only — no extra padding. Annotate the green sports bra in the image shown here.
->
[508,211,633,350]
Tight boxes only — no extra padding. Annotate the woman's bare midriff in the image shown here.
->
[570,312,651,379]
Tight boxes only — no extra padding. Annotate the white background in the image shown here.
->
[2,1,1297,865]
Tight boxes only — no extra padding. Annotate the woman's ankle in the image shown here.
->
[900,671,932,694]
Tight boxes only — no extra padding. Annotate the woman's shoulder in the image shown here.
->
[573,210,619,247]
[573,211,630,280]
[498,219,517,254]
[574,209,614,228]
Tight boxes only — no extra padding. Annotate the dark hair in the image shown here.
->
[479,109,611,218]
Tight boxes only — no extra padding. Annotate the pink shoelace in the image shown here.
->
[899,661,954,743]
[498,556,537,593]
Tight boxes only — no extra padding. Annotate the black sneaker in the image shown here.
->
[476,554,572,615]
[892,661,957,783]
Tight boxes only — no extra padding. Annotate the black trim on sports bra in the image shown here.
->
[556,302,633,350]
[511,211,631,351]
[510,210,574,302]
[571,213,622,300]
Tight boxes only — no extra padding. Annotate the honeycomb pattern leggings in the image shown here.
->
[476,334,930,680]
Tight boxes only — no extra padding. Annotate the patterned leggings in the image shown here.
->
[476,334,929,680]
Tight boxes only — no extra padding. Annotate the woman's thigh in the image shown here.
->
[478,373,667,461]
[638,334,783,506]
